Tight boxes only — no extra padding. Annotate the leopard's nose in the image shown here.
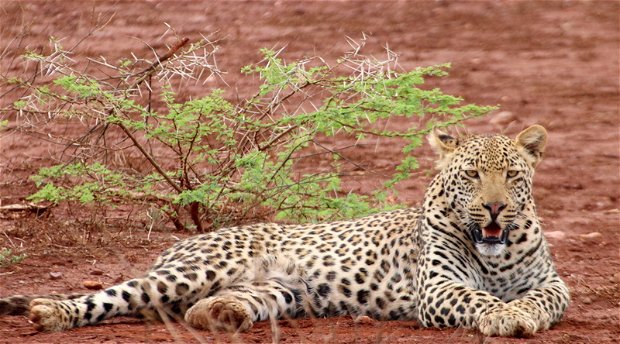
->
[482,202,506,220]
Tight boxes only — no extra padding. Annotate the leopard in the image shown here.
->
[0,124,570,337]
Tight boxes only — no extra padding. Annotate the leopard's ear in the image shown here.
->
[428,128,460,170]
[515,124,547,168]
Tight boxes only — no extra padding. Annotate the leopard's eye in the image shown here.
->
[507,170,519,178]
[464,170,479,179]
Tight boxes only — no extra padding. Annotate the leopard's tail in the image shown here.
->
[0,294,84,316]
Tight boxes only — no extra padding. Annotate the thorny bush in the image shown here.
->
[0,33,494,232]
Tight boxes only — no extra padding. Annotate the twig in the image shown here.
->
[130,37,189,90]
[116,122,181,193]
[109,38,190,194]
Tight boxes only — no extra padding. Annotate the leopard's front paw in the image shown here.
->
[29,299,71,332]
[508,299,552,331]
[478,304,537,337]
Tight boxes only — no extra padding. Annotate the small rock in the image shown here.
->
[579,232,602,240]
[563,183,584,190]
[49,271,63,280]
[82,280,103,290]
[544,231,566,240]
[610,272,620,284]
[353,315,375,325]
[582,296,593,305]
[90,269,104,276]
[489,111,516,125]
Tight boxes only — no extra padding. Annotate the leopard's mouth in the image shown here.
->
[471,221,510,245]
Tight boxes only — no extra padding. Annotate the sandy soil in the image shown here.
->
[0,1,618,343]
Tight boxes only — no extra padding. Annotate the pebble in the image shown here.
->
[579,232,602,240]
[544,231,566,240]
[582,296,593,305]
[610,273,620,284]
[90,269,104,276]
[489,111,516,125]
[49,271,63,280]
[353,315,375,325]
[82,280,104,290]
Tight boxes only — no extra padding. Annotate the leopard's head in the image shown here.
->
[428,125,547,256]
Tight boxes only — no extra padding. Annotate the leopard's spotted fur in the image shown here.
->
[0,125,569,337]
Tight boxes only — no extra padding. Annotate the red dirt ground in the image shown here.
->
[0,1,618,343]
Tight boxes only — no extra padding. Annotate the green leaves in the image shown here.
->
[54,76,103,99]
[144,89,236,158]
[0,248,27,267]
[29,163,129,205]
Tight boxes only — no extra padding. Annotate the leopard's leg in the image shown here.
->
[28,255,305,332]
[185,255,308,332]
[184,279,305,332]
[417,276,569,337]
[418,280,540,337]
[28,262,227,332]
[476,273,569,337]
[29,278,155,331]
[503,277,570,331]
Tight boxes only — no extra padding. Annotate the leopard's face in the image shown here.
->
[428,125,547,257]
[444,136,535,255]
